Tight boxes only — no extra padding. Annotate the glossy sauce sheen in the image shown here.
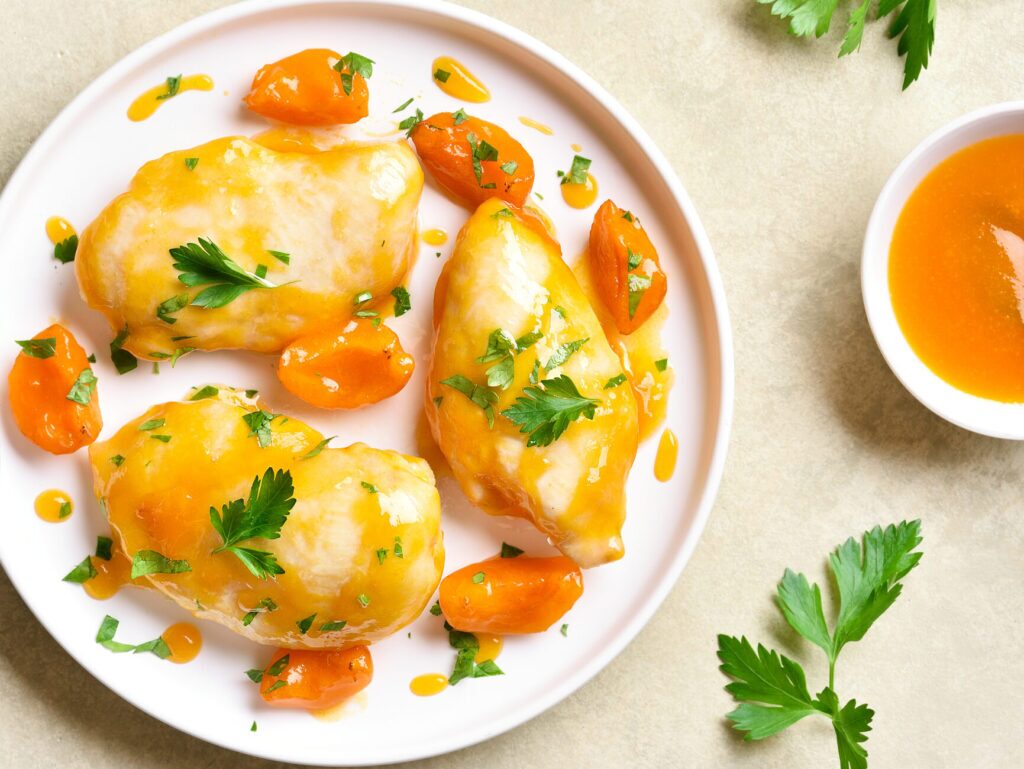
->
[654,429,678,482]
[34,489,73,522]
[518,116,554,135]
[163,622,202,663]
[410,673,449,697]
[561,174,599,209]
[474,633,503,663]
[890,134,1024,401]
[127,74,214,121]
[422,228,448,246]
[84,549,132,600]
[431,56,490,102]
[45,217,76,245]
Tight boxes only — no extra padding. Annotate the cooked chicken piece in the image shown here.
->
[76,135,422,357]
[426,199,638,568]
[88,387,443,648]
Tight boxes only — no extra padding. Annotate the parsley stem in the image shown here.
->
[828,657,835,691]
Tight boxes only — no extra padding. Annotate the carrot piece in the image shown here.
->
[259,647,373,710]
[588,200,667,334]
[244,48,369,126]
[439,556,583,634]
[410,111,534,209]
[277,319,414,409]
[8,323,101,454]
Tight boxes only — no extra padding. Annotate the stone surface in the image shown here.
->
[2,1,1022,767]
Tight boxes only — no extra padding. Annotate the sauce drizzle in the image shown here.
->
[518,116,554,135]
[34,489,73,523]
[410,673,449,697]
[422,228,448,246]
[431,56,490,103]
[654,429,678,482]
[127,74,214,122]
[84,549,132,600]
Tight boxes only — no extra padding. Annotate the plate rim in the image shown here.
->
[0,0,735,763]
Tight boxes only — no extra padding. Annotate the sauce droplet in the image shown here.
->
[571,143,582,152]
[162,622,202,663]
[561,173,599,209]
[84,549,132,600]
[44,217,76,245]
[35,489,73,523]
[422,228,448,246]
[654,429,678,482]
[475,634,503,663]
[410,673,449,697]
[519,116,554,135]
[431,56,490,103]
[127,74,214,122]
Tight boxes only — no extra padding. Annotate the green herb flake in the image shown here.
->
[429,601,442,616]
[334,52,374,95]
[138,418,165,431]
[544,338,589,371]
[399,108,424,137]
[361,481,379,494]
[500,542,524,558]
[655,357,669,372]
[627,274,651,318]
[245,668,263,683]
[58,501,72,519]
[319,620,347,632]
[302,436,334,460]
[466,131,500,186]
[452,108,469,124]
[54,235,78,264]
[559,155,591,185]
[130,549,191,579]
[62,555,97,584]
[376,547,388,565]
[210,468,296,579]
[441,374,498,428]
[391,286,412,317]
[156,74,181,101]
[392,97,414,113]
[15,337,56,359]
[490,207,513,219]
[250,721,258,732]
[296,613,317,635]
[243,410,275,448]
[184,157,199,171]
[267,654,290,677]
[560,623,569,637]
[357,593,370,608]
[393,537,404,558]
[66,369,98,405]
[265,681,288,694]
[189,385,219,401]
[500,160,518,175]
[433,68,451,83]
[242,597,278,627]
[471,571,485,584]
[627,248,642,270]
[604,373,627,389]
[95,536,113,560]
[156,292,190,325]
[110,454,125,467]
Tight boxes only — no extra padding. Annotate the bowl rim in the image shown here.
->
[861,99,1024,440]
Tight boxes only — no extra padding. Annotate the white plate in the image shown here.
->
[0,0,732,764]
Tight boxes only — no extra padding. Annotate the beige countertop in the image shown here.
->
[2,1,1022,767]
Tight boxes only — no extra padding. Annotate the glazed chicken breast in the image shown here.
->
[88,387,443,649]
[76,135,423,357]
[426,199,639,568]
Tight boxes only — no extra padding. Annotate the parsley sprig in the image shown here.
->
[718,521,923,769]
[758,0,936,89]
[501,375,599,447]
[210,468,296,579]
[170,238,282,309]
[334,52,374,95]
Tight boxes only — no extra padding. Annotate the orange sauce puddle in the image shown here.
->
[431,56,490,103]
[654,429,679,482]
[561,174,598,209]
[518,116,554,136]
[84,548,132,600]
[410,673,449,697]
[35,489,73,522]
[127,74,214,121]
[573,253,672,439]
[45,217,76,245]
[890,134,1024,401]
[163,622,202,663]
[422,228,448,246]
[475,634,503,663]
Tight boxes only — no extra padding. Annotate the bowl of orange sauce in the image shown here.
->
[863,102,1024,439]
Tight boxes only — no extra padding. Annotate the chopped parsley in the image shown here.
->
[267,654,290,677]
[66,369,97,405]
[189,384,219,401]
[655,357,669,372]
[302,436,334,460]
[604,374,627,389]
[15,337,56,359]
[391,286,412,317]
[138,418,165,431]
[501,375,600,447]
[95,614,171,658]
[130,549,191,579]
[558,155,591,185]
[320,619,347,632]
[265,680,288,694]
[245,668,263,683]
[58,501,72,519]
[150,434,172,443]
[627,274,651,318]
[500,542,524,558]
[452,108,469,125]
[157,292,190,324]
[242,410,275,448]
[267,249,290,265]
[429,601,442,616]
[392,97,414,113]
[156,74,181,101]
[471,571,485,584]
[334,52,374,95]
[399,107,424,136]
[393,537,404,558]
[250,721,257,732]
[357,593,370,608]
[441,374,498,428]
[110,454,125,467]
[627,248,642,270]
[446,623,505,685]
[184,157,199,171]
[361,481,379,494]
[466,131,499,186]
[544,338,588,371]
[170,238,281,309]
[433,68,451,83]
[242,597,278,626]
[62,555,97,584]
[296,613,316,635]
[95,536,113,560]
[376,547,388,565]
[491,207,513,219]
[500,160,518,175]
[561,623,569,637]
[54,235,78,264]
[210,468,296,579]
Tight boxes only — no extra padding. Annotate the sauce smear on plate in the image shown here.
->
[410,673,449,697]
[127,74,214,121]
[431,56,489,103]
[890,134,1024,401]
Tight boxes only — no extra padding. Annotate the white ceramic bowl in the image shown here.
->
[862,101,1024,439]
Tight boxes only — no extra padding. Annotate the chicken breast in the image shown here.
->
[88,387,443,648]
[76,135,422,357]
[426,199,639,567]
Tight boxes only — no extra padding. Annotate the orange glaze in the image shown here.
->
[415,410,451,478]
[410,673,449,697]
[561,173,598,209]
[45,217,76,245]
[573,254,672,439]
[654,429,678,482]
[475,633,503,663]
[162,622,202,663]
[34,489,73,522]
[422,228,448,246]
[431,56,490,102]
[518,116,553,135]
[890,134,1024,401]
[84,548,132,600]
[127,74,214,121]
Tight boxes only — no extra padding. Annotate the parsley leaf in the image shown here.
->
[720,521,921,768]
[156,74,181,101]
[559,155,591,185]
[106,325,138,374]
[466,132,499,186]
[544,338,588,371]
[243,410,275,448]
[267,249,290,264]
[434,68,451,83]
[63,555,97,584]
[242,597,278,627]
[501,375,599,447]
[391,286,412,317]
[210,468,296,579]
[16,337,56,359]
[54,235,78,264]
[296,613,316,635]
[604,374,627,389]
[320,619,347,632]
[170,238,279,309]
[500,542,524,558]
[399,108,424,137]
[156,292,190,324]
[885,0,936,89]
[392,97,414,113]
[441,374,499,428]
[302,436,334,459]
[130,549,191,579]
[189,384,219,401]
[95,536,113,560]
[95,614,171,658]
[66,369,97,405]
[334,52,374,95]
[184,157,199,171]
[627,274,651,318]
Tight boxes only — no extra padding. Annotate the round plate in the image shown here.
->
[0,0,733,764]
